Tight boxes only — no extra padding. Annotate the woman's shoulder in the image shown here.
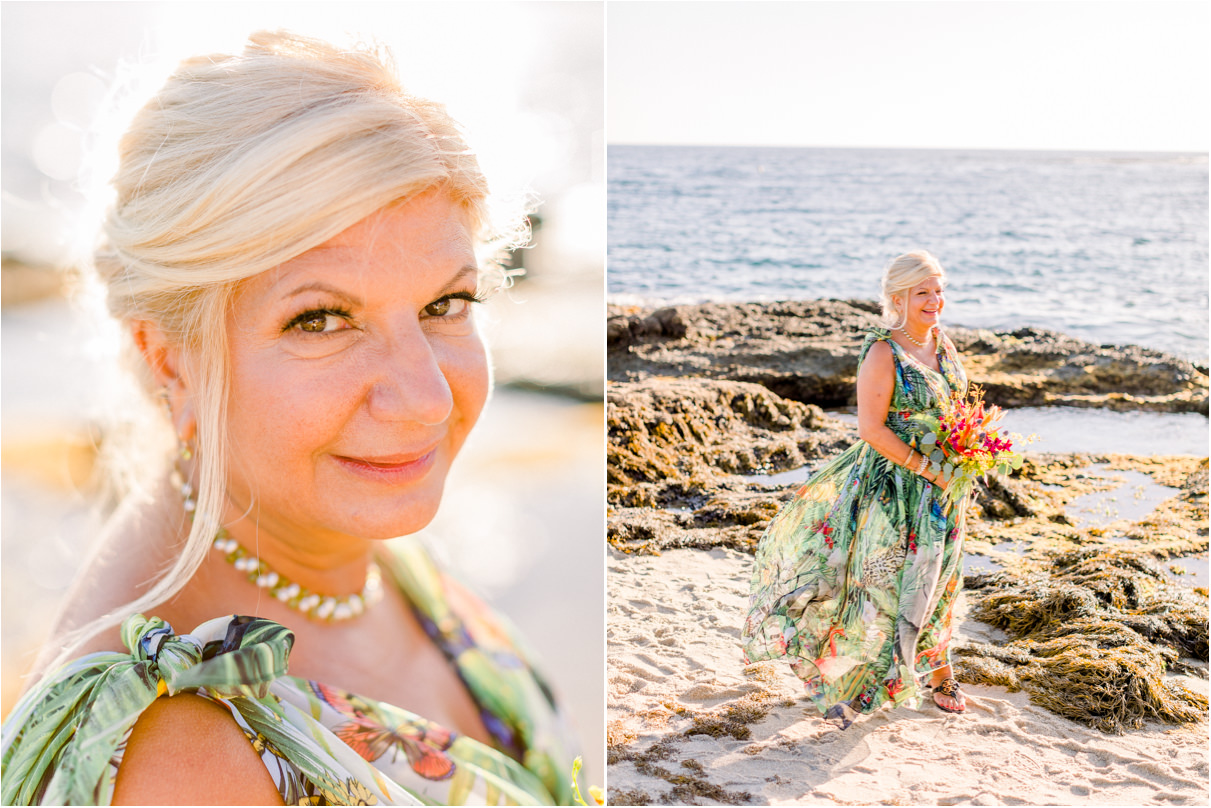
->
[1,614,291,806]
[111,693,283,805]
[859,326,895,354]
[861,326,893,345]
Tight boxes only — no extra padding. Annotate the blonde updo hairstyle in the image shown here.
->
[878,250,947,329]
[55,30,523,669]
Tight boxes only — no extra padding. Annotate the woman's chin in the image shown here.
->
[343,491,445,541]
[294,478,448,541]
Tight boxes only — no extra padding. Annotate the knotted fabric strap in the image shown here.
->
[0,614,292,805]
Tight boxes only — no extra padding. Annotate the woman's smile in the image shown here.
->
[330,444,442,483]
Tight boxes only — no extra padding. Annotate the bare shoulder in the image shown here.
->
[856,340,896,430]
[858,339,894,378]
[111,694,284,806]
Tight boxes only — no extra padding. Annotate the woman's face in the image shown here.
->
[223,189,489,542]
[899,274,945,330]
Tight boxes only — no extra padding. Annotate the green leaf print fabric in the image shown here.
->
[1,538,578,805]
[742,328,969,726]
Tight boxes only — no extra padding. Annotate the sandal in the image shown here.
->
[930,677,966,714]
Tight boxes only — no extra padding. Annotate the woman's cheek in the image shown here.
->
[250,357,362,447]
[437,333,491,426]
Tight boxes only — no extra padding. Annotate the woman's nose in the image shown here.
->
[366,328,453,426]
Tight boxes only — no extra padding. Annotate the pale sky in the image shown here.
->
[2,1,603,266]
[607,0,1209,151]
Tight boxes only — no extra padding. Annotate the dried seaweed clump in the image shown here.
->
[609,738,753,805]
[607,787,655,806]
[683,696,772,741]
[956,547,1208,733]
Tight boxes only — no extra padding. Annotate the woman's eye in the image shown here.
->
[424,297,472,318]
[291,310,347,334]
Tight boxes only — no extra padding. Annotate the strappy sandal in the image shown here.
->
[930,677,966,714]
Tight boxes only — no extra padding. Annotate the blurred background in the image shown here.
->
[1,0,604,778]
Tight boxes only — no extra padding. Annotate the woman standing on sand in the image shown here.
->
[742,250,969,725]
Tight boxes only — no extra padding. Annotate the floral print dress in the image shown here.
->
[1,538,578,805]
[742,328,969,726]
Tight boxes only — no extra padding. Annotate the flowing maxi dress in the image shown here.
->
[741,327,969,725]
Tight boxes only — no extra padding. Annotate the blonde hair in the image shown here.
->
[51,30,524,671]
[878,250,947,329]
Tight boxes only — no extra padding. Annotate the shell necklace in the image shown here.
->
[212,530,385,622]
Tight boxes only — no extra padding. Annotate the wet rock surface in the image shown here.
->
[608,378,854,496]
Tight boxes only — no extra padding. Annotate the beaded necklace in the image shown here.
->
[898,325,935,348]
[212,530,384,622]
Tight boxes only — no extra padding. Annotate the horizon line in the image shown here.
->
[606,142,1209,156]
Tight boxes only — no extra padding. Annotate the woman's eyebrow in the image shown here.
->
[437,265,480,293]
[281,265,477,303]
[283,281,363,308]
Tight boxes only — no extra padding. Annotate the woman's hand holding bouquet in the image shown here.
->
[913,385,1024,506]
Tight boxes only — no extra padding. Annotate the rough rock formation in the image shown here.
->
[607,377,856,553]
[608,378,854,494]
[608,300,1209,413]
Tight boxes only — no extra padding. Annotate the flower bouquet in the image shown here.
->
[912,385,1024,506]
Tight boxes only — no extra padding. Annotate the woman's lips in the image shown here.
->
[331,447,438,483]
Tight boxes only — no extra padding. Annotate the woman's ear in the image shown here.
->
[131,320,196,443]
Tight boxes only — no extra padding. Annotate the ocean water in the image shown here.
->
[608,145,1208,363]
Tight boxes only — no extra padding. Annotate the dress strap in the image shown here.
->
[935,329,969,396]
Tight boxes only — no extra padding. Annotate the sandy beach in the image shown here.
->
[607,547,1208,806]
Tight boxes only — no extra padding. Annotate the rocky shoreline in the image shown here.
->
[609,299,1208,412]
[608,300,1209,556]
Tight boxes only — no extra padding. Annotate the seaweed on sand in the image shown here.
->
[608,738,753,805]
[957,547,1208,733]
[683,695,772,741]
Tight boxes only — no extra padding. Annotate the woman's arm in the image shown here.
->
[856,341,947,488]
[111,694,285,806]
